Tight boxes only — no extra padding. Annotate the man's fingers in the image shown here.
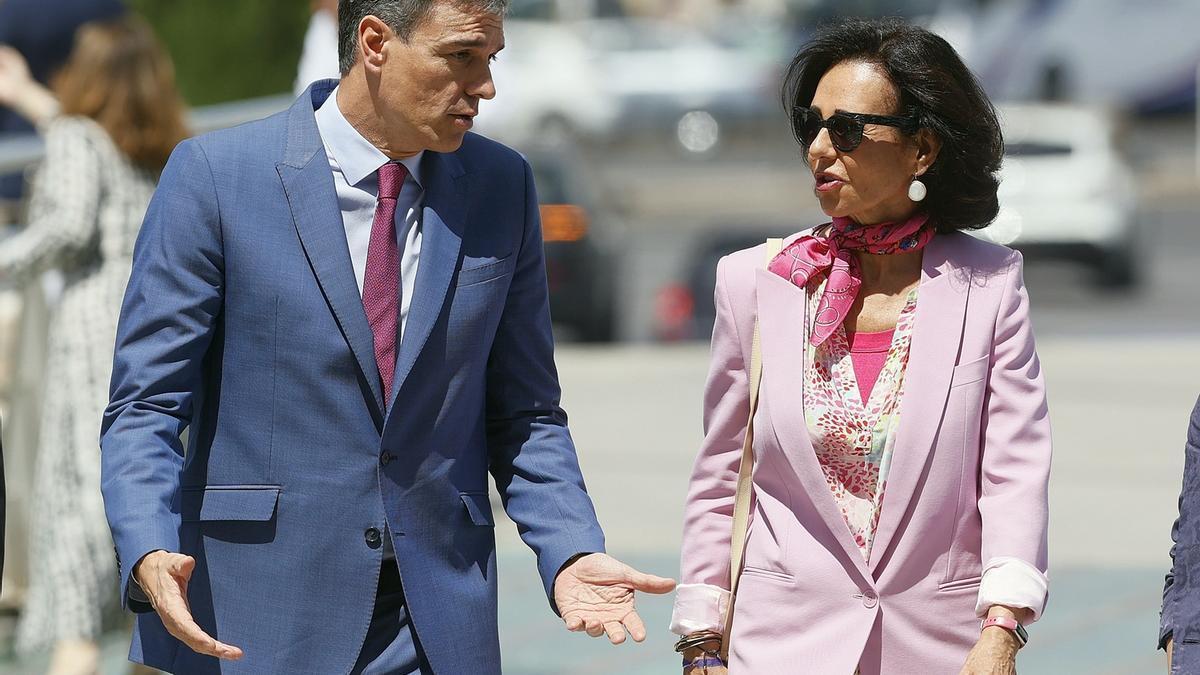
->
[169,554,197,581]
[623,567,677,594]
[564,615,585,632]
[622,610,648,643]
[584,619,605,638]
[603,621,627,645]
[158,584,243,660]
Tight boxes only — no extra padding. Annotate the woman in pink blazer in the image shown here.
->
[672,19,1051,675]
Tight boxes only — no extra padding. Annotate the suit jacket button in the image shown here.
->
[365,528,382,549]
[862,590,878,609]
[380,452,394,466]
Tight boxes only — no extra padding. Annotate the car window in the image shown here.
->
[530,165,569,204]
[1005,141,1073,157]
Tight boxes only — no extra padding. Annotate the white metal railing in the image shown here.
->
[0,93,295,175]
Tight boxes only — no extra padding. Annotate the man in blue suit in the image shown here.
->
[1162,396,1200,672]
[100,0,674,672]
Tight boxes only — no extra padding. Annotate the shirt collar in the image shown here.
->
[315,85,424,189]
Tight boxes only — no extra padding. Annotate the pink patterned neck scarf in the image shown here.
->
[767,212,934,347]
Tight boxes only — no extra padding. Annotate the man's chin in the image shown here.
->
[430,132,467,153]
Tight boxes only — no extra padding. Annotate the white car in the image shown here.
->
[472,20,619,150]
[973,103,1139,286]
[935,0,1200,112]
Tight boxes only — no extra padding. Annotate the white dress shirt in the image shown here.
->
[314,85,424,350]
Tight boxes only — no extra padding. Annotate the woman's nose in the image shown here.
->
[807,127,837,164]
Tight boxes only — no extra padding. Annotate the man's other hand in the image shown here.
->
[133,550,244,660]
[554,552,676,645]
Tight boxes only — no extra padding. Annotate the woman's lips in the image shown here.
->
[814,173,845,193]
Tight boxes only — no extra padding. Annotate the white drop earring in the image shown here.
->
[908,178,927,202]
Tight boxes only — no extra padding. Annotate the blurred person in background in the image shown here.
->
[294,0,342,96]
[1160,396,1200,674]
[671,18,1051,675]
[0,14,187,675]
[100,0,673,672]
[0,0,126,223]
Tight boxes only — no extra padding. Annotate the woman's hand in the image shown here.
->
[958,627,1019,675]
[0,46,57,125]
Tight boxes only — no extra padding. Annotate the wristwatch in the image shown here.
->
[981,616,1028,647]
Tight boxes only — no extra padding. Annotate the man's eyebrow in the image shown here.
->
[440,37,503,50]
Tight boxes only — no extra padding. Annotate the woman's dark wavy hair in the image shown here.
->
[782,18,1003,232]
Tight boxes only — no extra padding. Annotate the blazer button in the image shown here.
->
[862,590,879,609]
[364,528,382,549]
[380,452,394,466]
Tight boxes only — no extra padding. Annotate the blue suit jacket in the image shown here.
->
[101,81,606,674]
[1162,395,1200,670]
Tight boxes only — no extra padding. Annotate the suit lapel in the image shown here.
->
[388,151,467,407]
[756,268,872,583]
[869,234,969,573]
[276,86,386,423]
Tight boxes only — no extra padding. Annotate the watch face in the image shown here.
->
[1015,623,1030,646]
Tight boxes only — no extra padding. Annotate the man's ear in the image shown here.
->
[357,15,392,73]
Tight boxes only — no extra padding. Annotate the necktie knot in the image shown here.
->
[377,161,406,201]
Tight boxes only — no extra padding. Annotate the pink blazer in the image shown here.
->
[675,231,1051,674]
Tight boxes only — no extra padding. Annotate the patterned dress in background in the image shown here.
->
[0,116,156,651]
[803,277,919,562]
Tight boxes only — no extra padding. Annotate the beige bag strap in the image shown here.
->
[720,237,782,660]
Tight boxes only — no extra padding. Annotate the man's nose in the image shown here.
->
[470,65,497,101]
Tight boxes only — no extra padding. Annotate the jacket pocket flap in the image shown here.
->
[182,485,281,522]
[951,355,989,387]
[460,492,494,527]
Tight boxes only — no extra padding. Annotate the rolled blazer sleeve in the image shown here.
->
[1160,396,1200,649]
[671,254,749,634]
[100,139,225,611]
[975,251,1052,621]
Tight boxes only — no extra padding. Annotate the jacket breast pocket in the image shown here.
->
[457,255,515,288]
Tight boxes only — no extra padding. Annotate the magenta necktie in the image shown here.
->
[363,161,407,404]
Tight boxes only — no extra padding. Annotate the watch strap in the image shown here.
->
[981,616,1029,647]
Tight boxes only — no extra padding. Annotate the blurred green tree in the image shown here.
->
[130,0,312,106]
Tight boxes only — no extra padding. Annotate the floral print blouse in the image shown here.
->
[803,278,919,562]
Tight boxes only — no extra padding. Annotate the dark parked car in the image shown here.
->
[654,225,799,342]
[527,153,620,342]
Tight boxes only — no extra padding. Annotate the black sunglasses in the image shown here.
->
[791,106,919,153]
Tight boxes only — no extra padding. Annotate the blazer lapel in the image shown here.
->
[756,268,872,583]
[276,88,386,423]
[388,151,467,407]
[869,234,969,573]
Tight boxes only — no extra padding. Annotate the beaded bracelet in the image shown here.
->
[684,655,726,672]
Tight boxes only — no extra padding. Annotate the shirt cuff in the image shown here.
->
[669,583,730,635]
[975,556,1049,623]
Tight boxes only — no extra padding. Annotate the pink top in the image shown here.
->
[846,328,895,404]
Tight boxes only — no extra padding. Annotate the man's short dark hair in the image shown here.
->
[337,0,508,75]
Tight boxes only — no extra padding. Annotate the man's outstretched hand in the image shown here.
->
[134,550,244,660]
[554,553,676,644]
